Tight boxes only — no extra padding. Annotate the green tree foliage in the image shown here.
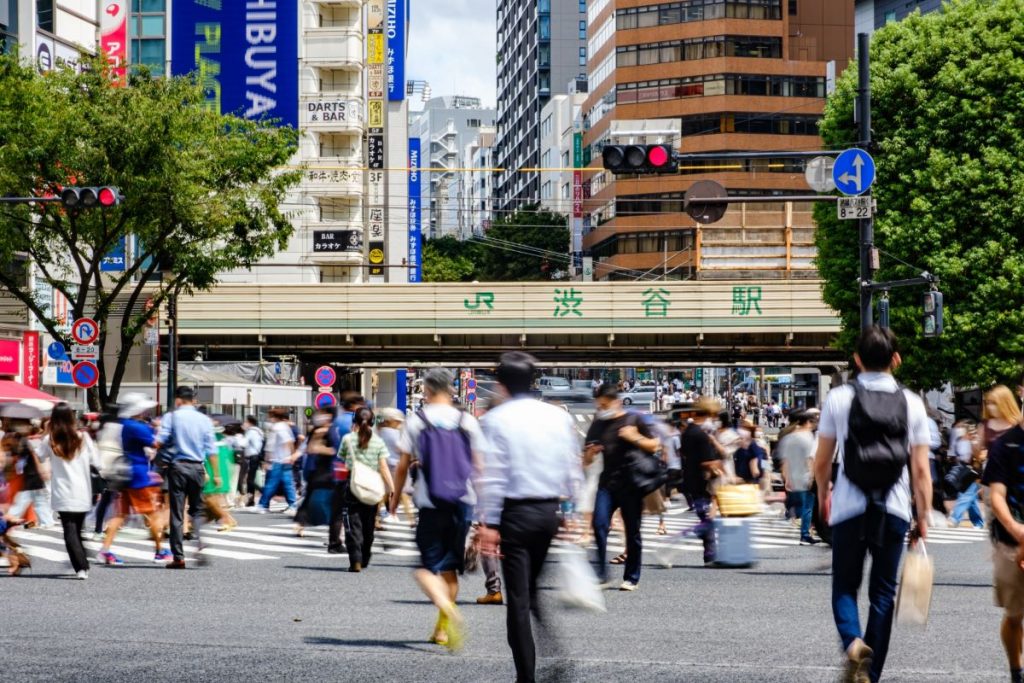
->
[814,0,1024,389]
[423,236,478,282]
[0,55,300,407]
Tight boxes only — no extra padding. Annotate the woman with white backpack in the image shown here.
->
[338,407,394,573]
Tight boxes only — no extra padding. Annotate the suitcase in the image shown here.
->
[712,517,756,568]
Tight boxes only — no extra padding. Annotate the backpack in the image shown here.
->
[843,382,909,495]
[416,409,473,507]
[97,423,131,490]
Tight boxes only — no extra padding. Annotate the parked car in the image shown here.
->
[620,387,657,406]
[538,376,592,403]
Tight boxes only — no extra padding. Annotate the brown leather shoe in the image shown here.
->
[476,591,503,605]
[165,560,186,569]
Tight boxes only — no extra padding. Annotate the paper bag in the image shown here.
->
[896,542,934,626]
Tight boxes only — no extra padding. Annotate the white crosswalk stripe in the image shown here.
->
[9,504,988,569]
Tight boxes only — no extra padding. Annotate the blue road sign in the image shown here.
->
[72,360,99,389]
[315,366,336,388]
[314,392,337,410]
[47,341,67,361]
[833,149,876,196]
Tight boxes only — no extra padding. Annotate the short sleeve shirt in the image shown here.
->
[981,425,1024,546]
[398,403,487,509]
[584,412,655,489]
[680,423,719,498]
[340,433,389,470]
[817,372,931,526]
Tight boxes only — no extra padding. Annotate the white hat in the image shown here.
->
[379,407,405,423]
[118,392,158,418]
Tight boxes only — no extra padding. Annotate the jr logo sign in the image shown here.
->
[463,292,495,313]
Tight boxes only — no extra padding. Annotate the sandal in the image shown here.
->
[610,553,627,565]
[657,523,667,535]
[429,611,449,646]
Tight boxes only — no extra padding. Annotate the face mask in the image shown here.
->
[312,415,330,427]
[264,421,273,430]
[596,409,617,420]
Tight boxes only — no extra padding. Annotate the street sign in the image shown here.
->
[832,149,875,196]
[71,360,99,388]
[315,365,336,388]
[837,196,874,220]
[466,392,476,403]
[805,156,836,193]
[47,341,67,361]
[143,327,159,346]
[71,317,99,344]
[467,379,477,390]
[304,407,314,418]
[314,392,337,410]
[70,344,99,360]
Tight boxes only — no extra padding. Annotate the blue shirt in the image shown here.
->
[328,412,354,452]
[121,418,158,489]
[157,406,216,463]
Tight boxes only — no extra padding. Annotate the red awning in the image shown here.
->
[0,381,64,403]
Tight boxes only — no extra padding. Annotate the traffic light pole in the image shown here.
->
[856,32,874,333]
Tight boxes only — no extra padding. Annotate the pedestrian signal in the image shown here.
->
[602,144,677,175]
[60,186,122,209]
[922,291,944,338]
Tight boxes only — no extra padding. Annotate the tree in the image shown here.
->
[813,0,1024,389]
[0,55,300,408]
[476,205,570,281]
[423,236,478,282]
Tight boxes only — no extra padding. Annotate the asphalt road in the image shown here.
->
[2,510,1009,683]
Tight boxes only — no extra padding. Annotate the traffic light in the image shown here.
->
[601,144,677,175]
[60,186,122,209]
[878,297,890,328]
[923,291,944,337]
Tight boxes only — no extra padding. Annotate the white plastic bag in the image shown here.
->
[555,545,606,613]
[896,541,933,626]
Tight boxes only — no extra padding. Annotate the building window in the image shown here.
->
[788,0,797,15]
[538,0,550,12]
[133,0,166,10]
[617,1,781,29]
[541,180,553,199]
[679,112,821,137]
[616,36,782,67]
[579,47,587,66]
[139,14,163,36]
[467,118,481,128]
[539,44,551,66]
[580,0,587,12]
[579,20,586,39]
[884,10,897,23]
[37,0,54,32]
[539,15,551,39]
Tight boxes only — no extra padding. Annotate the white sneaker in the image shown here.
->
[254,507,268,515]
[76,570,89,580]
[619,581,638,592]
[282,506,297,516]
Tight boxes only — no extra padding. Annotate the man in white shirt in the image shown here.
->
[257,408,298,514]
[478,352,582,683]
[813,327,932,683]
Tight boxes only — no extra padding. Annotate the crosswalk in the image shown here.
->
[6,502,988,570]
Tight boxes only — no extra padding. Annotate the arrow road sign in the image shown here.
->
[832,149,875,196]
[47,341,67,361]
[72,360,99,389]
[315,366,336,388]
[71,317,100,344]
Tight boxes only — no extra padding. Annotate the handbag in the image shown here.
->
[346,436,386,505]
[715,483,762,517]
[943,463,978,496]
[625,448,668,496]
[896,541,933,626]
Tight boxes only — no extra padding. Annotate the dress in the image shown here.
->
[203,438,234,495]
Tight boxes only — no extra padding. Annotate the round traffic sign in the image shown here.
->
[805,156,836,193]
[47,341,67,361]
[71,360,99,389]
[304,407,314,418]
[315,365,336,388]
[71,317,99,344]
[832,148,876,196]
[466,392,477,403]
[314,392,337,410]
[467,379,477,390]
[684,180,728,224]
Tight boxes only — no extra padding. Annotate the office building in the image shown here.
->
[855,0,941,35]
[494,0,588,212]
[463,127,496,236]
[409,95,495,239]
[581,0,854,280]
[538,90,587,214]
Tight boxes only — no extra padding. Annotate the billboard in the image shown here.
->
[100,0,127,84]
[171,3,299,128]
[408,138,422,283]
[386,0,406,101]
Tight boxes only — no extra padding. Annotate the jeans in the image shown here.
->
[592,486,643,584]
[692,496,716,563]
[949,482,984,527]
[831,512,910,683]
[93,488,114,534]
[259,462,297,509]
[58,511,89,572]
[787,490,814,539]
[168,460,206,563]
[483,553,502,594]
[9,488,54,527]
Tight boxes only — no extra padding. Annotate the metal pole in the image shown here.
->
[857,32,874,332]
[167,291,177,409]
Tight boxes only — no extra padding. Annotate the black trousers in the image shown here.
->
[59,511,89,572]
[344,496,378,568]
[168,460,206,562]
[499,499,560,683]
[242,455,261,504]
[328,482,348,552]
[93,489,114,534]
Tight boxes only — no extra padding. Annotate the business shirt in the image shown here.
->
[479,397,583,525]
[157,405,216,463]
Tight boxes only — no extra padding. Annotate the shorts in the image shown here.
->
[993,542,1024,617]
[118,487,160,516]
[416,502,471,575]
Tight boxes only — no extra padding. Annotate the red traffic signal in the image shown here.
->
[602,144,677,175]
[60,186,122,209]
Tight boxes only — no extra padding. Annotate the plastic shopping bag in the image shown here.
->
[556,545,606,613]
[896,541,933,626]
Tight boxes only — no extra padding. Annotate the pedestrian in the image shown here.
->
[239,416,264,507]
[680,398,725,564]
[979,398,1024,683]
[97,393,169,566]
[377,407,413,527]
[4,416,50,528]
[733,418,764,486]
[328,395,365,554]
[586,382,660,591]
[778,411,820,545]
[390,367,486,651]
[156,386,220,570]
[338,407,394,572]
[947,421,984,527]
[813,326,932,683]
[293,409,336,537]
[204,419,238,532]
[41,403,98,579]
[477,352,582,683]
[257,407,298,514]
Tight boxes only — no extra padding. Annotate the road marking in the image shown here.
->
[576,414,586,422]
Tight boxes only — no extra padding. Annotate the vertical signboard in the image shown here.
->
[572,131,584,274]
[100,0,128,84]
[367,0,387,281]
[386,0,406,102]
[0,339,20,376]
[408,138,422,283]
[171,2,299,128]
[101,236,127,272]
[22,331,39,389]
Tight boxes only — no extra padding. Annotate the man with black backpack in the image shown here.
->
[390,366,486,652]
[813,327,932,683]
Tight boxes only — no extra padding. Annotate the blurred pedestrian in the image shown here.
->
[338,407,394,572]
[258,408,298,514]
[778,412,820,545]
[239,416,264,507]
[680,398,724,564]
[204,419,238,533]
[293,409,336,537]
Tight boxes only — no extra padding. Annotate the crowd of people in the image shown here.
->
[6,329,1024,683]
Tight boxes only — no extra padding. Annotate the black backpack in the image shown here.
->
[843,382,909,495]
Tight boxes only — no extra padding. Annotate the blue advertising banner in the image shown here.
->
[408,137,422,283]
[170,1,299,128]
[100,236,126,272]
[386,0,406,101]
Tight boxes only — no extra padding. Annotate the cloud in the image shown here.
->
[407,0,497,107]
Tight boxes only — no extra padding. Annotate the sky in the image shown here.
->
[407,0,497,109]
